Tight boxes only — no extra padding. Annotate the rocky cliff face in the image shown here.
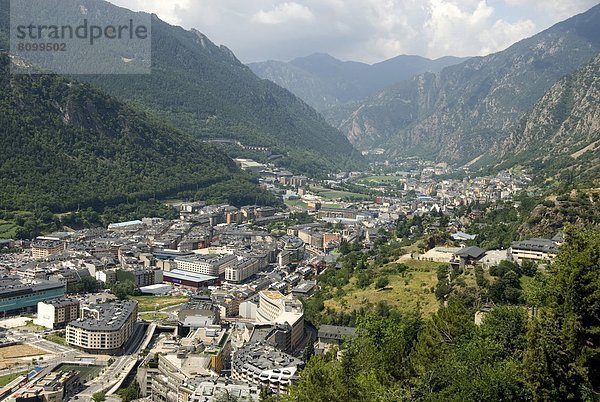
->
[490,53,599,183]
[332,5,600,166]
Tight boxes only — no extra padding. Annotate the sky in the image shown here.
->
[108,0,598,64]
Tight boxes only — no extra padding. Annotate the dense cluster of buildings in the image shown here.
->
[0,160,566,401]
[15,371,82,402]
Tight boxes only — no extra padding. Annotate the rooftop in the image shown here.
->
[233,342,303,378]
[40,298,79,307]
[511,238,558,253]
[0,278,65,298]
[261,290,284,300]
[164,269,218,283]
[292,281,316,294]
[318,325,358,340]
[176,254,237,265]
[67,300,137,331]
[108,220,143,229]
[456,246,486,259]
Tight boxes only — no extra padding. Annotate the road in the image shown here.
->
[1,330,81,400]
[1,329,79,378]
[75,322,151,399]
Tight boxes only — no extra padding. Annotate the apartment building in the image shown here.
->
[34,298,80,330]
[509,238,559,263]
[0,279,65,315]
[256,291,304,350]
[66,300,137,354]
[174,254,237,276]
[231,342,304,395]
[31,240,65,259]
[225,258,259,283]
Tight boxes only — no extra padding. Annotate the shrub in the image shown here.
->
[376,276,390,289]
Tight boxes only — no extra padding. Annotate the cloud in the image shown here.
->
[106,0,597,63]
[479,19,538,55]
[252,2,315,25]
[109,0,192,25]
[424,0,538,57]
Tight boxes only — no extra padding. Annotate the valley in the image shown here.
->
[0,1,598,401]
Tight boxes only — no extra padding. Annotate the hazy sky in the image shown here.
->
[108,0,598,63]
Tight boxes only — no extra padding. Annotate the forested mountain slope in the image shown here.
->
[487,53,600,183]
[0,54,272,212]
[0,0,363,176]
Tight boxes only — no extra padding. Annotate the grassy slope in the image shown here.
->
[0,371,28,387]
[325,260,444,316]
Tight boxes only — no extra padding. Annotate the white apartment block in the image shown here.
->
[174,254,237,276]
[256,291,304,350]
[66,300,137,354]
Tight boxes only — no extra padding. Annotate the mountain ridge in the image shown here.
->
[248,52,468,111]
[487,53,600,184]
[329,4,600,166]
[77,2,363,176]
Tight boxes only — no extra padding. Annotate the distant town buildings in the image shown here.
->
[0,161,549,401]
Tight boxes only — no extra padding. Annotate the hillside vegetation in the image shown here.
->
[0,54,275,213]
[285,226,600,401]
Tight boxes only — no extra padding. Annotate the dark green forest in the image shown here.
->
[0,54,277,215]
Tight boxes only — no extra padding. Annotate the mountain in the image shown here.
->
[0,54,277,212]
[489,53,600,183]
[0,0,362,177]
[330,4,600,165]
[248,53,468,111]
[85,1,363,176]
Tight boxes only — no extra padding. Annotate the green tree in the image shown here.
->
[284,355,347,402]
[356,271,372,289]
[111,280,138,300]
[523,226,600,400]
[411,300,476,377]
[116,381,139,402]
[480,306,528,357]
[92,392,106,402]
